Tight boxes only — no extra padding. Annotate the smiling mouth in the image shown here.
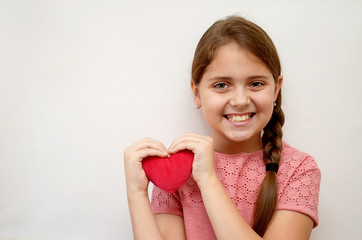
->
[224,113,255,122]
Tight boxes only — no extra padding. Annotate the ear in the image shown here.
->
[273,75,283,101]
[191,79,201,107]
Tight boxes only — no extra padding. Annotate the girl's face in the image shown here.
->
[192,42,282,154]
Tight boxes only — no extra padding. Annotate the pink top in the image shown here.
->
[151,142,321,240]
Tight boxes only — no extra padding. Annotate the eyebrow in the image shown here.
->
[247,75,270,80]
[208,76,232,81]
[208,74,269,81]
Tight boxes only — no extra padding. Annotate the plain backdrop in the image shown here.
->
[1,0,361,239]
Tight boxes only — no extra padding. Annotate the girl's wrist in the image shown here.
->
[126,184,150,200]
[127,190,150,207]
[195,171,220,191]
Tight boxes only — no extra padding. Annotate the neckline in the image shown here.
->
[214,140,289,159]
[214,148,264,158]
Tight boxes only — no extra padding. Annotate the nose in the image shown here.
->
[229,88,250,107]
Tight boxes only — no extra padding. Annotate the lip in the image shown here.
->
[223,113,255,126]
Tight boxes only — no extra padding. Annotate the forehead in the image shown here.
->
[208,42,270,74]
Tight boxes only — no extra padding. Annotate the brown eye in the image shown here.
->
[214,82,228,89]
[250,81,264,88]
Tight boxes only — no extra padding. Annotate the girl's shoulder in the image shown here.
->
[280,141,319,169]
[213,141,320,175]
[278,141,321,227]
[279,141,321,179]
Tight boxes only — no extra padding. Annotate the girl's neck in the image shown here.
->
[213,133,263,154]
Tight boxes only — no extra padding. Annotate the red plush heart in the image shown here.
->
[142,150,194,193]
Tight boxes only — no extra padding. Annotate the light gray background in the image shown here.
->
[1,0,361,239]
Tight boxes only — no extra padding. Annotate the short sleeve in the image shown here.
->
[150,185,183,217]
[278,155,321,227]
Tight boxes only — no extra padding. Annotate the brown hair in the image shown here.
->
[191,16,285,236]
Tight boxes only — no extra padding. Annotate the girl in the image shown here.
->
[124,16,321,240]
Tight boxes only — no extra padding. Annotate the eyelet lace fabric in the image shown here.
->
[151,141,321,228]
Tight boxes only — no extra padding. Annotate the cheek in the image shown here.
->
[255,93,274,114]
[201,93,225,112]
[200,94,225,124]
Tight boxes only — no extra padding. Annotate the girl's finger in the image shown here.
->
[168,134,204,154]
[128,138,168,154]
[135,148,169,160]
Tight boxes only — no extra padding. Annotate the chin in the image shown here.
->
[227,131,261,145]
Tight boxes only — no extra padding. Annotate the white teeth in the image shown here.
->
[227,114,251,122]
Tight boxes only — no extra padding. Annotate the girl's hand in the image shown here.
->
[168,133,216,187]
[124,138,169,194]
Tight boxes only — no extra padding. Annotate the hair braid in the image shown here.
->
[252,94,285,236]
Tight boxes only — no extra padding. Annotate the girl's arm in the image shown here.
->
[127,191,186,240]
[198,174,313,240]
[169,133,313,240]
[126,189,163,240]
[155,214,187,240]
[124,138,186,240]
